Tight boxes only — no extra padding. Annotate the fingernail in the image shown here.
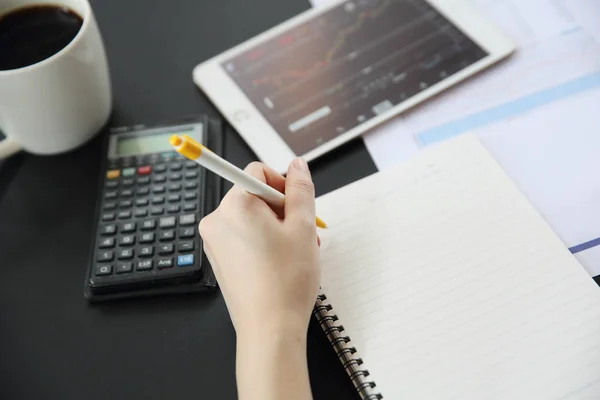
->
[291,157,309,173]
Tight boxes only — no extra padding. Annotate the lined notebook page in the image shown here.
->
[316,136,600,399]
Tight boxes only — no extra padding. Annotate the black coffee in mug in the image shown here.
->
[0,5,83,71]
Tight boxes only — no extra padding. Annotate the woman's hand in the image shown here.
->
[199,157,320,400]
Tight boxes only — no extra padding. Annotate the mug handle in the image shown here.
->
[0,138,23,159]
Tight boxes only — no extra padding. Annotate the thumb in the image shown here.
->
[285,158,316,226]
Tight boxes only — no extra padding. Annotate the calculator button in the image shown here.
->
[153,175,167,183]
[106,170,120,179]
[184,181,197,190]
[122,167,136,177]
[151,196,165,204]
[118,248,134,260]
[183,203,197,212]
[170,163,183,171]
[137,176,150,185]
[179,214,196,226]
[151,207,164,216]
[140,232,155,243]
[102,212,116,221]
[167,204,180,214]
[119,235,135,246]
[116,263,133,274]
[119,200,133,208]
[99,237,115,249]
[97,251,114,262]
[153,185,166,194]
[179,227,195,238]
[138,165,152,175]
[103,202,117,210]
[137,260,153,271]
[121,222,136,233]
[122,178,134,187]
[139,246,154,257]
[156,258,174,269]
[136,198,149,207]
[95,264,113,276]
[159,216,176,228]
[184,192,197,200]
[159,230,175,241]
[185,171,198,179]
[177,254,194,266]
[158,243,174,255]
[137,187,150,196]
[134,208,148,217]
[121,189,134,197]
[185,161,198,169]
[154,164,167,173]
[167,194,181,203]
[101,224,117,235]
[141,219,156,230]
[168,183,182,192]
[106,181,118,189]
[170,173,182,181]
[104,191,117,200]
[118,211,132,220]
[178,242,195,252]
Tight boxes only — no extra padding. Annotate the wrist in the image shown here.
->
[237,312,309,349]
[235,316,312,400]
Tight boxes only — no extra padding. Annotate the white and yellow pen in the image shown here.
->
[170,134,327,229]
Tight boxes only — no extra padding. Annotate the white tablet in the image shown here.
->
[193,0,514,173]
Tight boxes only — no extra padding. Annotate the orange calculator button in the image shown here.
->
[138,166,152,175]
[106,169,120,179]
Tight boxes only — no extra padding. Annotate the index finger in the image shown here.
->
[247,161,286,193]
[220,162,286,212]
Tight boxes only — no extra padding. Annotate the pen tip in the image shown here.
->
[170,135,182,146]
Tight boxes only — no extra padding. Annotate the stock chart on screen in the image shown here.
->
[223,0,488,154]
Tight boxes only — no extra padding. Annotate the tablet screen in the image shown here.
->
[222,0,488,155]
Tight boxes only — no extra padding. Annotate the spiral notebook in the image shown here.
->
[314,136,600,399]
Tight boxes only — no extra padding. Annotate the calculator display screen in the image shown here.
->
[117,131,195,156]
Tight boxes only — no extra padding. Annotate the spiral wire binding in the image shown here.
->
[314,294,383,400]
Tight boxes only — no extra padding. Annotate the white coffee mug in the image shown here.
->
[0,0,112,158]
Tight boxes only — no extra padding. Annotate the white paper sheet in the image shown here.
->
[309,0,600,277]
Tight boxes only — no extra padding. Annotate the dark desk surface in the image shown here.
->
[0,0,376,399]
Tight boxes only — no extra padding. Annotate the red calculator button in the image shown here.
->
[138,166,152,175]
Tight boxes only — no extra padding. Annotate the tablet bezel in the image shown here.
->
[193,0,515,173]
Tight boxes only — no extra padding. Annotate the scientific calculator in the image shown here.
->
[85,117,223,301]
